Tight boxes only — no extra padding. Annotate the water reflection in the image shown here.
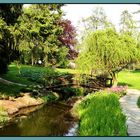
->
[0,102,76,136]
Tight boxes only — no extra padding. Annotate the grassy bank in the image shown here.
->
[118,70,140,90]
[0,64,83,102]
[1,64,57,85]
[73,92,127,136]
[0,64,68,97]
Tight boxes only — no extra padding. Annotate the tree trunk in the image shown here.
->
[16,61,21,75]
[110,72,118,87]
[31,53,34,66]
[44,55,48,67]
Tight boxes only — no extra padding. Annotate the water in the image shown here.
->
[0,102,77,136]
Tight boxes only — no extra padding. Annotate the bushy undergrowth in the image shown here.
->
[107,86,128,97]
[21,68,60,84]
[41,92,59,102]
[73,92,127,136]
[0,84,23,97]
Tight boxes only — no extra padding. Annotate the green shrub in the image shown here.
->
[20,67,67,85]
[107,86,127,97]
[74,87,85,96]
[73,92,127,136]
[41,92,59,102]
[137,96,140,108]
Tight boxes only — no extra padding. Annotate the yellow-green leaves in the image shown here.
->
[76,28,140,76]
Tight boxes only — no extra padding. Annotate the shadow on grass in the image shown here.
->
[131,69,140,74]
[118,82,133,87]
[0,83,24,97]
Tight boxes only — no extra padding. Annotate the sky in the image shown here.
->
[24,4,140,33]
[61,4,140,30]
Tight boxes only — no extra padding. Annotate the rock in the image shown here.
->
[20,115,27,119]
[68,62,76,69]
[7,108,19,115]
[0,93,44,115]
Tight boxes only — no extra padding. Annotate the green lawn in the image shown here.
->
[0,64,74,96]
[1,64,35,85]
[1,64,61,85]
[118,70,140,90]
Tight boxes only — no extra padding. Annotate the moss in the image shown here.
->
[0,107,9,125]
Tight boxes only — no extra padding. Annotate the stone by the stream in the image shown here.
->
[119,89,140,136]
[0,93,44,115]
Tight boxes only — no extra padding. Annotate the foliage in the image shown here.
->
[74,87,84,96]
[76,28,140,84]
[59,19,78,59]
[0,107,9,125]
[0,83,24,97]
[55,47,69,68]
[107,86,127,97]
[0,64,73,97]
[120,10,137,36]
[41,92,59,102]
[18,4,75,68]
[73,92,127,136]
[0,4,23,25]
[1,64,34,85]
[56,68,80,74]
[61,87,84,99]
[137,96,140,108]
[79,7,114,41]
[0,4,23,74]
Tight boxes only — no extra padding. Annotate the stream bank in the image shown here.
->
[0,101,79,136]
[0,93,44,115]
[0,93,44,128]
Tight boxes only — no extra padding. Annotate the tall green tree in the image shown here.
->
[120,10,137,36]
[0,4,23,74]
[76,28,140,85]
[18,7,43,65]
[79,7,114,43]
[19,4,68,67]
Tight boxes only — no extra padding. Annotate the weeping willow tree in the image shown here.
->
[76,28,140,85]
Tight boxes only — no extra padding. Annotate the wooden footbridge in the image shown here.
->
[44,74,113,91]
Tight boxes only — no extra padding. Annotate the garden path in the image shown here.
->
[120,89,140,136]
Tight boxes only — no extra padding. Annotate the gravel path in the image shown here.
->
[119,89,140,136]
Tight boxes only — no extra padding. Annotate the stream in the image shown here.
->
[0,102,78,136]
